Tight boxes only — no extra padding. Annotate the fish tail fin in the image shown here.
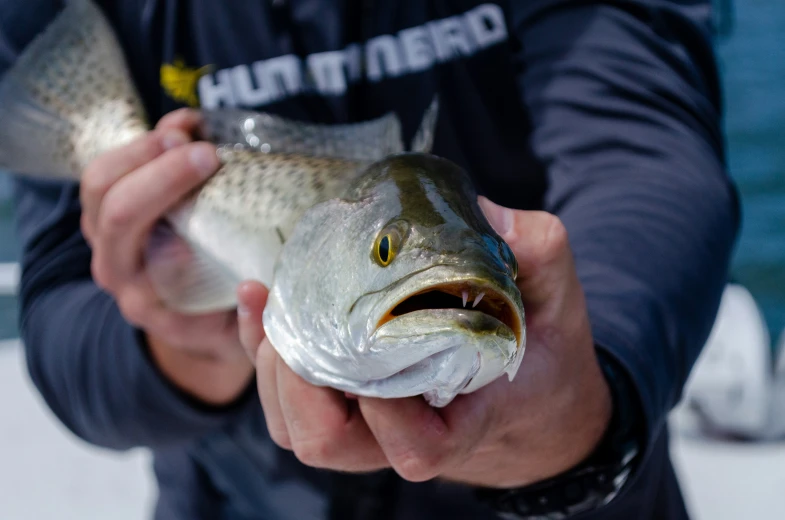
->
[410,95,440,154]
[0,0,148,179]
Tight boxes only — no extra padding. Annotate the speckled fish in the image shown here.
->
[0,0,526,406]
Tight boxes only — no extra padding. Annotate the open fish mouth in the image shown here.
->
[376,280,524,348]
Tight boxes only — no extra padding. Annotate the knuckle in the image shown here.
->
[292,433,339,468]
[537,213,569,265]
[137,132,166,157]
[156,143,208,187]
[82,135,159,193]
[391,447,444,482]
[101,201,135,232]
[81,163,113,202]
[116,291,149,327]
[90,253,113,292]
[268,429,292,450]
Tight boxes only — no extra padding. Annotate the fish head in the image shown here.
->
[263,153,526,407]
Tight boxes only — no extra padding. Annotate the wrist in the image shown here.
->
[475,349,643,518]
[145,332,255,406]
[560,355,615,475]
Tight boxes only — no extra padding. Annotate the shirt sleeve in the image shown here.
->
[510,0,740,457]
[2,1,252,451]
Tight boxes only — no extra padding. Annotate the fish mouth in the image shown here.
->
[376,280,523,348]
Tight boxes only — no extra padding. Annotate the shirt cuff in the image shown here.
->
[110,321,256,448]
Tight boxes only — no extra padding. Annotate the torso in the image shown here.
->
[99,0,546,209]
[96,2,547,518]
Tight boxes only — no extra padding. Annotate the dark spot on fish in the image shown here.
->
[276,227,285,245]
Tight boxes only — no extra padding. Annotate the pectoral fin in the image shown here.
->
[145,220,239,314]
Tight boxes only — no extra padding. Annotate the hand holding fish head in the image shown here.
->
[239,197,613,486]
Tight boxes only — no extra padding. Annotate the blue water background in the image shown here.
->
[0,1,782,341]
[716,0,785,344]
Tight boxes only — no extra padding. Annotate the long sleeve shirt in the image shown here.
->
[1,1,738,518]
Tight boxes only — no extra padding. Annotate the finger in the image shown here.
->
[255,339,290,449]
[147,308,241,359]
[156,108,204,136]
[93,142,219,290]
[80,130,189,242]
[117,281,244,359]
[276,357,388,472]
[357,396,478,482]
[478,197,576,311]
[237,280,270,362]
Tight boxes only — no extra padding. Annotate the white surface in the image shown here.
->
[0,262,19,296]
[680,284,774,438]
[671,413,785,520]
[1,340,785,520]
[0,342,156,520]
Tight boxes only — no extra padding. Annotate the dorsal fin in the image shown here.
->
[410,95,440,154]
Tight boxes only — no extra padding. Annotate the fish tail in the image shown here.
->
[410,95,440,154]
[0,0,149,179]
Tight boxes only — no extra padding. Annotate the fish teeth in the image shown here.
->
[472,292,485,308]
[462,289,469,308]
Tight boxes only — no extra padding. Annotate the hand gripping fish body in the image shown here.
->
[0,0,526,406]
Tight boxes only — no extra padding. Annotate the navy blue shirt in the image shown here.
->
[1,1,739,518]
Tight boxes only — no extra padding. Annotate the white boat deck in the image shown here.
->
[0,342,155,520]
[0,340,784,519]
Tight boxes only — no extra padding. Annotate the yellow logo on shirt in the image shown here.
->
[160,59,213,107]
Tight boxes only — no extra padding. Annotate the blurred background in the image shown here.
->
[0,1,783,518]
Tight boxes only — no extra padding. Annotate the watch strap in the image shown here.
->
[475,349,643,519]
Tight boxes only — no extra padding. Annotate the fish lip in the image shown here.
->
[374,307,516,347]
[369,265,524,349]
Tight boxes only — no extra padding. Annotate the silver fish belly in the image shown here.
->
[0,0,525,407]
[263,153,526,407]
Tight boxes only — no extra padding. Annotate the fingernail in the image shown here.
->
[478,196,513,236]
[162,130,189,150]
[190,145,219,178]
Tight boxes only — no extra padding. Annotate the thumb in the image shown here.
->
[478,196,577,313]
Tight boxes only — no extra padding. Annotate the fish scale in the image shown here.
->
[0,0,525,407]
[0,0,148,177]
[194,148,370,238]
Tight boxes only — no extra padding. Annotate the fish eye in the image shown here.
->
[373,221,408,267]
[378,235,392,265]
[375,232,398,267]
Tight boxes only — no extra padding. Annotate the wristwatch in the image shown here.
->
[474,350,644,519]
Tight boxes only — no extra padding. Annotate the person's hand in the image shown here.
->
[238,197,613,486]
[81,108,254,405]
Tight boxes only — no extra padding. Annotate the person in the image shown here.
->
[1,0,739,519]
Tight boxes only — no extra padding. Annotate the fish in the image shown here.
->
[264,154,526,405]
[0,0,526,407]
